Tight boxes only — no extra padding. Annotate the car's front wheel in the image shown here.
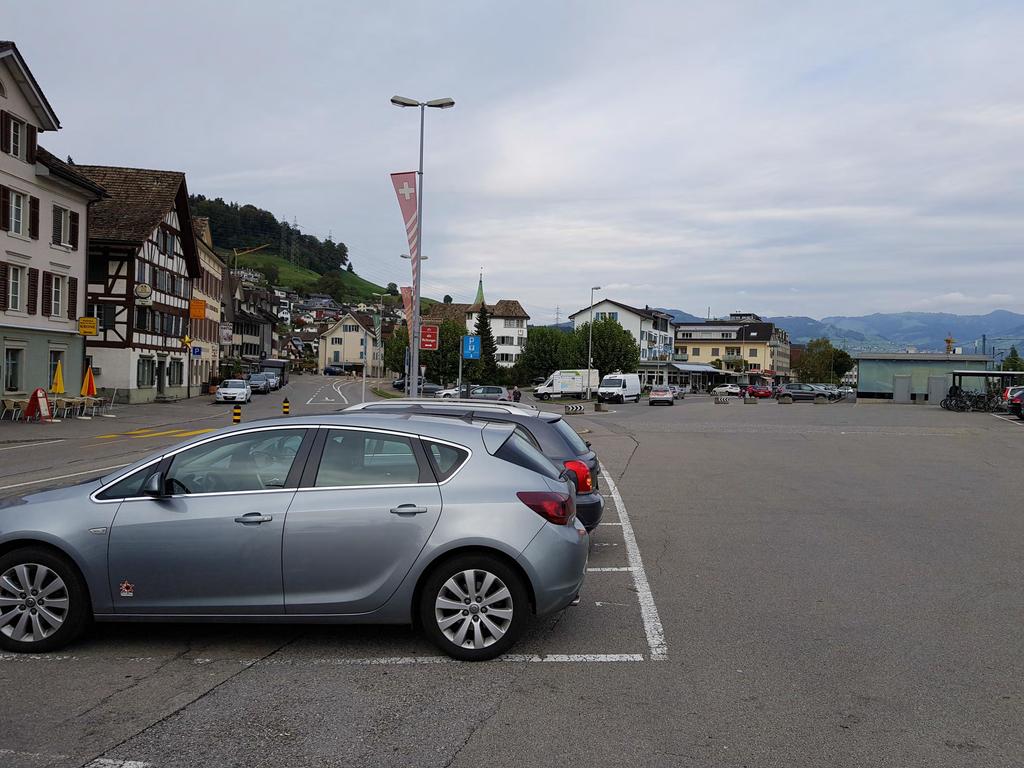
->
[420,554,528,661]
[0,547,90,653]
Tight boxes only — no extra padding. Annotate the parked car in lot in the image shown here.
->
[668,385,685,400]
[214,379,251,403]
[597,373,641,403]
[648,385,675,406]
[712,384,741,396]
[324,365,345,376]
[248,373,273,394]
[466,385,510,401]
[776,383,830,402]
[745,385,773,398]
[345,399,605,531]
[0,413,588,661]
[1007,389,1024,418]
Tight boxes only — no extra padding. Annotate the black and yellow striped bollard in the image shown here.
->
[232,404,242,424]
[282,398,290,416]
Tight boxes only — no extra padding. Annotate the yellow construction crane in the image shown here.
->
[945,333,956,354]
[232,243,272,271]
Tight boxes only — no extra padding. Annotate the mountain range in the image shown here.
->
[656,309,1024,353]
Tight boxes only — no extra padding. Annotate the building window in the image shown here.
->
[4,348,22,391]
[692,347,700,356]
[8,117,23,159]
[137,357,156,387]
[495,335,515,346]
[48,350,65,388]
[503,318,525,328]
[9,190,25,235]
[7,264,23,310]
[678,332,692,339]
[725,346,740,356]
[136,259,149,285]
[50,274,63,316]
[52,206,71,246]
[678,345,687,354]
[168,360,184,386]
[331,336,342,344]
[135,306,150,331]
[711,347,720,357]
[749,348,758,357]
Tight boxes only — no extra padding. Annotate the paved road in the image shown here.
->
[0,375,387,501]
[2,395,1022,767]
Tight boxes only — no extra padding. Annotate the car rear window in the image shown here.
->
[494,431,561,480]
[548,417,589,455]
[422,440,470,482]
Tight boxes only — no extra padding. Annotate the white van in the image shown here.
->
[598,372,641,403]
[534,369,600,400]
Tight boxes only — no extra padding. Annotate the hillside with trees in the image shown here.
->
[189,194,349,275]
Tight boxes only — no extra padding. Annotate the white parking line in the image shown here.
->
[85,760,153,768]
[242,653,645,666]
[599,460,668,661]
[588,566,633,572]
[0,439,65,452]
[0,463,130,491]
[992,413,1024,427]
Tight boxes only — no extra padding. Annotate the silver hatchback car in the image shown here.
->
[0,414,588,661]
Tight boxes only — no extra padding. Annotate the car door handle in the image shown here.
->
[390,505,428,516]
[234,513,273,524]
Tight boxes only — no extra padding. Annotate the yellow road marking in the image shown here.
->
[171,428,215,437]
[129,429,189,439]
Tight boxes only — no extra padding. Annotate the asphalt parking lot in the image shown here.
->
[2,393,1023,767]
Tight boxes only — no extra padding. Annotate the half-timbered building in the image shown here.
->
[75,165,199,403]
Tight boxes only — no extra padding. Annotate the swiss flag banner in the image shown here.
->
[391,172,419,265]
[401,286,414,321]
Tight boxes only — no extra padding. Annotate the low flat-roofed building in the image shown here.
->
[855,352,990,399]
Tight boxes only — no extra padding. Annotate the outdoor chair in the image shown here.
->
[1,399,21,421]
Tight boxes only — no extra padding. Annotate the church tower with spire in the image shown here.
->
[474,271,485,307]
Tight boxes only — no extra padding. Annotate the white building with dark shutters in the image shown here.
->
[75,164,200,403]
[0,42,105,400]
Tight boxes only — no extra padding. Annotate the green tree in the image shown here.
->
[569,317,640,376]
[793,337,854,384]
[1002,345,1024,371]
[466,304,499,383]
[518,326,571,381]
[421,320,465,385]
[259,263,279,285]
[346,262,354,273]
[386,282,399,296]
[443,294,453,304]
[383,326,409,376]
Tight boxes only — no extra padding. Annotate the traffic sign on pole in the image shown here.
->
[462,335,481,360]
[420,324,440,351]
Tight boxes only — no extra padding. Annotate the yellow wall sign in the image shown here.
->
[78,316,99,336]
[189,299,207,319]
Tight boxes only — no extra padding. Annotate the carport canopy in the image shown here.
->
[951,370,1024,388]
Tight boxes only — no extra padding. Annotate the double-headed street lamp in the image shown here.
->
[391,95,455,399]
[587,286,601,400]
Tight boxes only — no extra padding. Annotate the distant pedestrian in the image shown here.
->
[511,386,521,403]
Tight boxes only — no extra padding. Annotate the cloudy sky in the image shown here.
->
[8,1,1024,322]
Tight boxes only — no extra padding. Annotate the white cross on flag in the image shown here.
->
[391,172,419,282]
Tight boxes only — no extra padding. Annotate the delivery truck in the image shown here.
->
[533,369,600,400]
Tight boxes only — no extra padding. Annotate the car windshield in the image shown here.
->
[548,417,589,455]
[223,380,244,388]
[601,378,623,387]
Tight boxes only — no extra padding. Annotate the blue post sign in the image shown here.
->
[191,345,202,357]
[462,335,481,360]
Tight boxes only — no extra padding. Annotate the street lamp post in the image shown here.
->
[391,95,454,399]
[586,286,601,400]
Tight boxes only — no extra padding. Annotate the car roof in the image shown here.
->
[346,398,540,415]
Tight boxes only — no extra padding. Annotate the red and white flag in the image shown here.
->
[400,286,414,322]
[391,172,419,284]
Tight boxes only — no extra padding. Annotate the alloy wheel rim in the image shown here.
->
[0,563,69,642]
[435,569,513,650]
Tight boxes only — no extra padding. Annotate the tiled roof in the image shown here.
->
[34,147,106,197]
[425,299,529,322]
[569,299,666,321]
[74,164,187,244]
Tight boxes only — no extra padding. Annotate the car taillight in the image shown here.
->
[563,460,593,493]
[1013,396,1022,404]
[517,491,575,525]
[1003,388,1011,400]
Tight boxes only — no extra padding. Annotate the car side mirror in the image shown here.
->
[585,441,592,448]
[142,471,167,498]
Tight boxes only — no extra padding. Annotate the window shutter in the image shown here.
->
[0,112,9,154]
[0,262,8,312]
[0,186,9,232]
[41,271,52,317]
[69,211,80,250]
[28,196,39,239]
[27,268,38,315]
[25,125,37,164]
[51,206,61,245]
[67,276,78,320]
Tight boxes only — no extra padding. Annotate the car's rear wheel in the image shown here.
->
[0,547,90,653]
[420,554,528,661]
